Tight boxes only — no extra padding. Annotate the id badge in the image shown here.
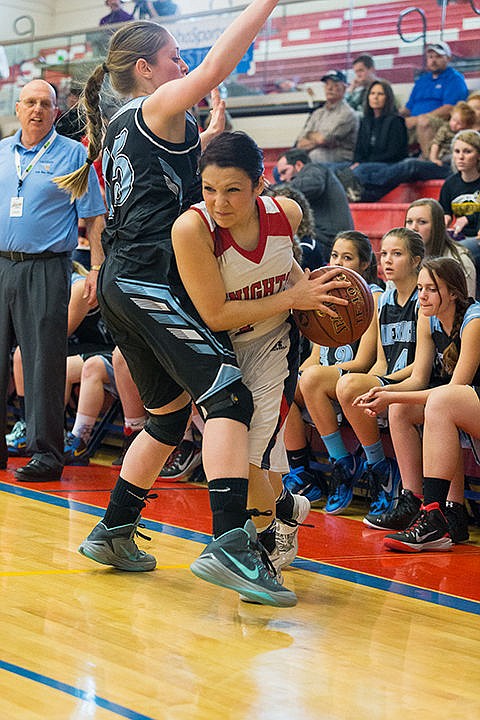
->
[10,197,24,217]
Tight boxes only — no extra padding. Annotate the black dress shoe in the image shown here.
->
[14,458,63,482]
[0,442,7,469]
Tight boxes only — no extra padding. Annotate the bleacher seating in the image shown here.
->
[262,147,445,251]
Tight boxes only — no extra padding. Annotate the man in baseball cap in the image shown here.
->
[399,40,468,157]
[425,41,451,56]
[320,70,348,84]
[296,69,358,163]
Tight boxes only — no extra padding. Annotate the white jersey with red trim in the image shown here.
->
[191,195,294,345]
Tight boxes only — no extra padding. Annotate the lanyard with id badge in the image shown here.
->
[11,130,57,218]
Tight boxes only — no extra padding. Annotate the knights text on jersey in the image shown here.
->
[102,98,201,250]
[191,195,294,343]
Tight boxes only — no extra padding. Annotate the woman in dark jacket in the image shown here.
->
[353,79,408,164]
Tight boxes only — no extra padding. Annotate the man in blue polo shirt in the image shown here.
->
[0,79,106,481]
[399,41,468,158]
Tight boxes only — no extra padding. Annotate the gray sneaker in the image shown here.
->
[191,519,297,607]
[78,516,156,571]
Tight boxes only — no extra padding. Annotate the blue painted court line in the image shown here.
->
[0,659,156,720]
[2,480,479,616]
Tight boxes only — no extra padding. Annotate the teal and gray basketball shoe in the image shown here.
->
[191,519,297,607]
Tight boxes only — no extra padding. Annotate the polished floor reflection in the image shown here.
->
[1,457,480,720]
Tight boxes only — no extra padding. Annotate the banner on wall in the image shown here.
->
[165,13,254,74]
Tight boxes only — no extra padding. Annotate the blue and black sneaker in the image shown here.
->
[325,454,366,514]
[282,465,314,495]
[64,431,90,466]
[190,519,297,607]
[365,456,401,517]
[6,419,27,456]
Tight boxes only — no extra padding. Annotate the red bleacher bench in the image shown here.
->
[378,179,443,203]
[350,180,445,248]
[350,203,409,249]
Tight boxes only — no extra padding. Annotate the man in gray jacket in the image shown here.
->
[276,148,354,262]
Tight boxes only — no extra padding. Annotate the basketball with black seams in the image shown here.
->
[293,266,374,347]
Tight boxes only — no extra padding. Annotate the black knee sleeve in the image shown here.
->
[144,402,192,447]
[199,380,253,429]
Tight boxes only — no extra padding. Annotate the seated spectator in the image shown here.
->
[439,129,480,239]
[100,0,134,25]
[56,86,86,143]
[354,258,480,551]
[275,148,353,261]
[296,70,359,164]
[326,228,424,520]
[335,79,408,197]
[353,80,408,164]
[336,153,450,203]
[412,384,480,547]
[399,41,468,158]
[111,347,146,466]
[405,197,476,298]
[439,129,480,293]
[429,101,475,167]
[282,231,383,502]
[467,91,480,131]
[63,353,119,464]
[265,183,324,270]
[158,408,204,480]
[346,54,378,115]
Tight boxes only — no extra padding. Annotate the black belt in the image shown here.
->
[0,250,69,261]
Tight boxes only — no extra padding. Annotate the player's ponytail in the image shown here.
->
[54,21,172,200]
[53,64,106,200]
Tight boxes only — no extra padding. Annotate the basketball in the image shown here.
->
[292,266,374,347]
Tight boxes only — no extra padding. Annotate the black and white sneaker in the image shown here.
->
[363,488,421,530]
[159,439,202,479]
[384,502,453,553]
[445,500,470,543]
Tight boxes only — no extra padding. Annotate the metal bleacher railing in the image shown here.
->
[1,0,479,137]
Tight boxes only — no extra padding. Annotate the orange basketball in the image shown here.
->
[292,266,374,347]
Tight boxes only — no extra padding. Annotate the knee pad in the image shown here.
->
[199,380,254,428]
[144,402,192,447]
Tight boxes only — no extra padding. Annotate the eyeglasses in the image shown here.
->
[19,99,55,110]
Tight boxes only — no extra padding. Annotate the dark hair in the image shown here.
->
[406,198,466,264]
[267,183,316,241]
[54,21,172,199]
[353,54,375,69]
[280,148,311,166]
[332,230,379,284]
[420,257,472,375]
[382,227,425,269]
[199,131,264,184]
[364,79,397,117]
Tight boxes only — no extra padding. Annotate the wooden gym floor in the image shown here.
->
[1,456,480,720]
